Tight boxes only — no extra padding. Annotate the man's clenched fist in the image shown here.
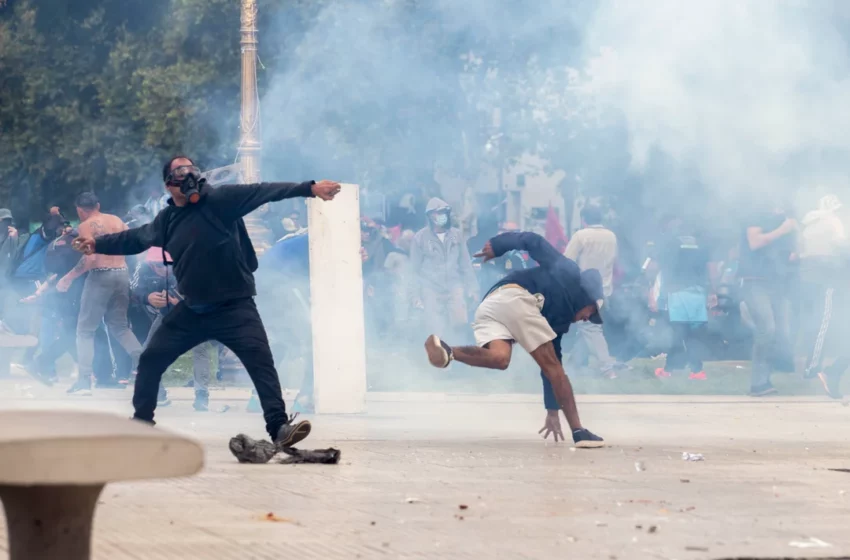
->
[312,180,342,201]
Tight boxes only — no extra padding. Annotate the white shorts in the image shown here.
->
[472,286,557,354]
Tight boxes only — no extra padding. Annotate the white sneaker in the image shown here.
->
[424,335,453,368]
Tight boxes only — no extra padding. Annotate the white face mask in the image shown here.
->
[433,214,449,227]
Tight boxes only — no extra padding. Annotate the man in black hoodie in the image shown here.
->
[424,231,605,448]
[71,156,341,447]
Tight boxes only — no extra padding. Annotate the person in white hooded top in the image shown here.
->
[799,194,848,394]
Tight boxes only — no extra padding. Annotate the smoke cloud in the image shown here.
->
[573,0,850,209]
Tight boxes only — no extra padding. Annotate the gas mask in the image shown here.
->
[166,165,202,204]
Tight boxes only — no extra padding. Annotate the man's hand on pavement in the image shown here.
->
[72,236,96,255]
[538,410,565,443]
[312,180,342,201]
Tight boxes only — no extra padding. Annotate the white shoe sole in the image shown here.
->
[575,439,605,449]
[424,335,450,368]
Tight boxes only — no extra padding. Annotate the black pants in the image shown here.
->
[665,323,704,373]
[133,298,287,438]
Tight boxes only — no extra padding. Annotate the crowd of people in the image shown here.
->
[0,180,847,419]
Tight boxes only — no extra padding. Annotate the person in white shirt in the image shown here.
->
[799,194,847,392]
[563,205,620,378]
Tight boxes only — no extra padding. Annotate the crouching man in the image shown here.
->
[424,231,605,448]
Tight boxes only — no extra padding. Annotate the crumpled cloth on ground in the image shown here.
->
[229,434,341,465]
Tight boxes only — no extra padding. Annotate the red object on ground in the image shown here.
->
[544,205,568,253]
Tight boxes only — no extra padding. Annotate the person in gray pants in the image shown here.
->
[57,193,143,394]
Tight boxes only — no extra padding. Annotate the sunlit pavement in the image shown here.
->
[0,378,848,559]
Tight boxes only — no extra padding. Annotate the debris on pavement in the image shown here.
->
[681,452,705,461]
[648,525,657,534]
[788,537,831,548]
[458,504,468,510]
[262,512,292,523]
[634,461,646,472]
[229,434,341,465]
[405,497,422,504]
[680,479,690,483]
[685,546,708,552]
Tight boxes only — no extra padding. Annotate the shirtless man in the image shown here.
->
[57,192,143,395]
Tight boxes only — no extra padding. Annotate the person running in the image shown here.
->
[424,230,605,448]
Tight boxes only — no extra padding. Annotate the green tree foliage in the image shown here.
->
[0,0,245,219]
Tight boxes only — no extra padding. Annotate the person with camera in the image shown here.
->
[71,156,342,448]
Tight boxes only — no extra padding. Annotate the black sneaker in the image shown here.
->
[274,414,312,448]
[66,378,92,396]
[246,390,262,413]
[748,384,778,397]
[157,386,171,407]
[193,390,209,412]
[573,428,604,448]
[425,335,453,368]
[817,370,843,399]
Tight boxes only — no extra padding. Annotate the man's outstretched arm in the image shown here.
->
[530,339,583,432]
[487,232,569,270]
[540,334,563,412]
[214,180,341,222]
[74,214,163,257]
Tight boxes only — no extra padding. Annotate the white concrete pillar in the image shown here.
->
[307,184,367,413]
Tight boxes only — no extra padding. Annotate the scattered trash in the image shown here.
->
[569,447,576,452]
[229,434,340,465]
[828,468,850,473]
[595,521,608,527]
[565,536,576,543]
[685,546,709,552]
[648,526,657,534]
[680,479,690,483]
[405,497,422,504]
[681,452,705,461]
[735,365,744,369]
[788,537,831,549]
[634,461,646,472]
[262,512,292,523]
[370,521,376,526]
[454,515,465,521]
[635,525,643,530]
[216,405,230,413]
[458,504,468,510]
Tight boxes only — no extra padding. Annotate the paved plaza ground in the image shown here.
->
[0,379,848,559]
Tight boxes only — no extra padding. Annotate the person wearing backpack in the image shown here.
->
[70,155,341,448]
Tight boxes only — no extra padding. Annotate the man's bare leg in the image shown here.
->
[530,341,582,430]
[424,335,512,370]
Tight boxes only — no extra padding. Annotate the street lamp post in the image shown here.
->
[239,0,271,253]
